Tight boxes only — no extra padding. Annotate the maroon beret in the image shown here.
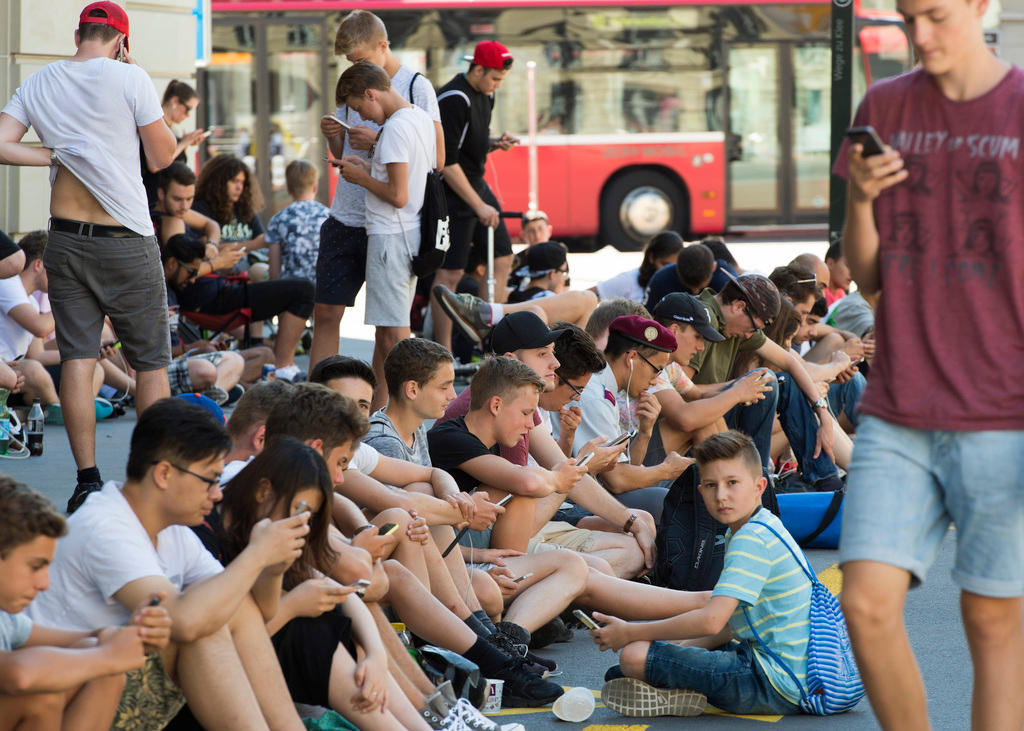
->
[608,315,677,353]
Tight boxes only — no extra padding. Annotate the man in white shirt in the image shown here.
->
[28,397,313,730]
[0,1,177,510]
[334,61,437,409]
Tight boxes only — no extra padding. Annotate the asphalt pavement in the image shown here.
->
[0,242,979,730]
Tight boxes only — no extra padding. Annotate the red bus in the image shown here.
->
[206,0,910,248]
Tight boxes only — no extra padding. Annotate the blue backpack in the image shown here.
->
[742,520,865,715]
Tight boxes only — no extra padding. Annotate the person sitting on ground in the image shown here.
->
[27,398,313,730]
[141,80,206,206]
[520,209,552,246]
[0,231,112,424]
[788,252,830,291]
[508,242,571,304]
[192,154,266,275]
[151,163,231,262]
[0,229,25,279]
[265,160,329,286]
[221,379,294,481]
[0,477,165,731]
[594,230,683,303]
[643,240,715,312]
[823,240,851,306]
[589,430,810,718]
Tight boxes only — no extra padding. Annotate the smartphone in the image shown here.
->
[603,429,637,448]
[292,501,309,517]
[846,125,886,157]
[115,38,128,63]
[102,340,122,350]
[200,129,214,140]
[348,578,372,589]
[321,114,352,130]
[495,493,514,507]
[378,522,399,536]
[148,596,162,607]
[572,609,601,630]
[322,156,344,166]
[513,572,534,583]
[576,451,596,468]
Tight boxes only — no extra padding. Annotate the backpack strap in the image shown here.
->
[742,606,809,706]
[409,71,421,107]
[749,519,817,585]
[796,489,844,548]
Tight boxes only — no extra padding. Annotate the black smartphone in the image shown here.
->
[378,522,399,536]
[846,125,886,157]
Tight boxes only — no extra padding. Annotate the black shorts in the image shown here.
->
[271,608,357,706]
[442,179,512,272]
[316,217,368,306]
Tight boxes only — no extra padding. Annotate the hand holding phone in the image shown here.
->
[602,429,637,448]
[377,522,399,537]
[321,114,352,130]
[513,572,534,583]
[573,609,603,630]
[846,125,886,158]
[576,451,596,469]
[292,501,309,517]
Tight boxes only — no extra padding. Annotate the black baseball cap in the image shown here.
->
[524,241,567,277]
[490,311,566,354]
[653,293,725,342]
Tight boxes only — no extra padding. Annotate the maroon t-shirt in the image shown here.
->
[439,386,541,466]
[834,67,1024,430]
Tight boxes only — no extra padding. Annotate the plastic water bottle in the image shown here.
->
[0,388,10,456]
[26,398,44,457]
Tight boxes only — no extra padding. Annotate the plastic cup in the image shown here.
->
[552,686,596,722]
[482,678,504,714]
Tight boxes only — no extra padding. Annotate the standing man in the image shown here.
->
[431,41,518,351]
[0,1,176,512]
[837,0,1024,728]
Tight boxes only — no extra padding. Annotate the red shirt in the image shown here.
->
[834,67,1024,430]
[439,387,540,466]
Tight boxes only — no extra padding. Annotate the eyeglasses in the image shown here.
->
[157,461,221,488]
[180,262,199,278]
[557,267,570,279]
[636,352,664,377]
[742,302,771,332]
[558,373,584,398]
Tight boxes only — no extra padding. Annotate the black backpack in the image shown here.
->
[408,72,451,277]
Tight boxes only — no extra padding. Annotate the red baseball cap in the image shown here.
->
[463,41,513,70]
[79,2,130,50]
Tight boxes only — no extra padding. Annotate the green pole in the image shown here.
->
[829,0,854,244]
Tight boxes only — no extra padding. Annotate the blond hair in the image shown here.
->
[468,356,546,412]
[335,10,387,56]
[285,159,318,197]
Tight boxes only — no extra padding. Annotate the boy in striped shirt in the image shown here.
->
[588,430,811,717]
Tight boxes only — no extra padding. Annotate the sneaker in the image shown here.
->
[94,397,114,421]
[419,687,462,730]
[225,384,245,405]
[437,682,526,731]
[529,617,572,650]
[433,285,493,344]
[201,386,230,406]
[44,403,63,426]
[600,677,707,718]
[486,627,549,678]
[492,654,565,708]
[66,480,102,515]
[273,364,303,382]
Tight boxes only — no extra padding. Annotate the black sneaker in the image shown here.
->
[66,480,102,515]
[493,654,565,708]
[529,617,572,650]
[485,629,550,678]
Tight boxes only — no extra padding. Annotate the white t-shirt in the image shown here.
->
[572,364,629,462]
[27,482,223,631]
[0,610,32,651]
[220,457,253,485]
[595,268,643,303]
[330,67,440,228]
[365,106,436,235]
[2,59,163,236]
[0,276,35,360]
[347,441,381,475]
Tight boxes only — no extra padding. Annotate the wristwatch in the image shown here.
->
[49,148,58,166]
[622,513,638,534]
[813,397,828,410]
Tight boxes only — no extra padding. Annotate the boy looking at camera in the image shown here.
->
[590,430,811,718]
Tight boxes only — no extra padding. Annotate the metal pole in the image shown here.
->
[486,226,495,304]
[829,0,854,244]
[526,60,538,213]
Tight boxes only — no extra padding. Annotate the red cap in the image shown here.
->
[79,2,129,50]
[609,315,677,353]
[463,41,513,70]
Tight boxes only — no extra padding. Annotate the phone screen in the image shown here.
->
[845,125,885,157]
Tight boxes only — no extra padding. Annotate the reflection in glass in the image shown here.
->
[794,45,829,211]
[729,46,778,212]
[205,24,258,173]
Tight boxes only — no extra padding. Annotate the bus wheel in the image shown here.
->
[601,170,689,251]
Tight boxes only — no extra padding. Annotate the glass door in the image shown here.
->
[792,44,830,215]
[728,45,780,218]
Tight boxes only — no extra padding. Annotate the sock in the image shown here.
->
[248,336,264,346]
[77,466,101,485]
[487,303,504,326]
[462,636,511,677]
[473,609,498,636]
[463,613,491,639]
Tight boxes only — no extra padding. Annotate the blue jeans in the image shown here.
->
[775,374,838,484]
[642,640,801,715]
[828,371,866,429]
[724,370,779,478]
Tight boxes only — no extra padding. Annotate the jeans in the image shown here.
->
[642,640,801,715]
[723,370,779,478]
[828,371,866,429]
[775,374,838,484]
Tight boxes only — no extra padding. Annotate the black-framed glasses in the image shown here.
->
[742,302,770,332]
[157,461,220,488]
[558,373,584,399]
[636,352,663,376]
[557,267,570,279]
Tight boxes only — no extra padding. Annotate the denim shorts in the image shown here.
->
[840,415,1024,597]
[644,640,800,715]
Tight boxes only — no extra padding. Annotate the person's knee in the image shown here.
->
[961,593,1023,645]
[840,563,908,630]
[220,351,245,379]
[188,359,217,390]
[556,551,589,595]
[619,641,651,679]
[376,507,411,531]
[15,690,66,720]
[314,303,345,326]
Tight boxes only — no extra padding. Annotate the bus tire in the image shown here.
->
[600,169,689,251]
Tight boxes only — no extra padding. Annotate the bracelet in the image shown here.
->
[622,513,638,534]
[352,524,376,537]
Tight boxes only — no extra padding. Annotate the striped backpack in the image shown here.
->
[742,520,865,715]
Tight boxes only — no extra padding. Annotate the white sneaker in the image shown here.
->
[453,698,525,731]
[273,364,301,381]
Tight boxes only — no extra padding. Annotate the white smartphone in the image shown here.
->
[321,114,352,130]
[576,451,596,468]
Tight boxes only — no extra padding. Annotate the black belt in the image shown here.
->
[50,218,137,238]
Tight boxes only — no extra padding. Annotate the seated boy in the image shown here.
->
[220,379,294,482]
[0,477,159,731]
[589,430,809,718]
[266,160,329,286]
[27,398,313,731]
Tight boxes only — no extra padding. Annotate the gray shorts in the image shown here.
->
[44,226,170,371]
[364,230,417,327]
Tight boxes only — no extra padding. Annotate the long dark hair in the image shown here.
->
[637,231,684,289]
[195,154,263,225]
[219,437,335,590]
